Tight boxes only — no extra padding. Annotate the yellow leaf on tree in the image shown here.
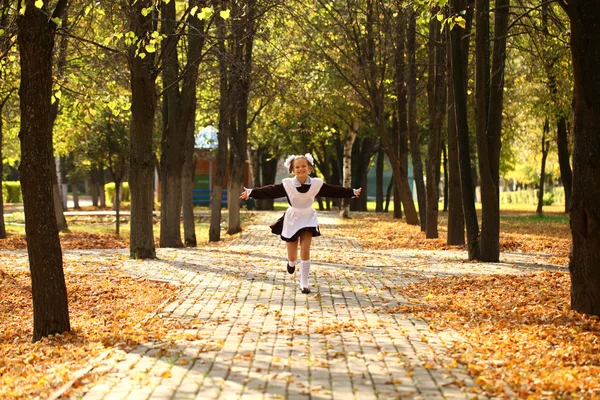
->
[220,9,231,20]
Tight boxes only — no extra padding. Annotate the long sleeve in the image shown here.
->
[317,183,355,198]
[248,183,287,199]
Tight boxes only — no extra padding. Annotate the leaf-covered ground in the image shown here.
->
[392,272,600,398]
[336,211,571,265]
[0,257,180,400]
[1,210,595,399]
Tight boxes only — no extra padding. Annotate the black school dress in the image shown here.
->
[248,176,355,242]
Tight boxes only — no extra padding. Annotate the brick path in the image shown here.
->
[60,211,562,400]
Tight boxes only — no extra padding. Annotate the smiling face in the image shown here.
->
[292,158,312,181]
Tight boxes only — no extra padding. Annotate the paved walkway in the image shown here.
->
[56,211,563,400]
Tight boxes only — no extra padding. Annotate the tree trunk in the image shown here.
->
[536,120,550,215]
[442,141,449,212]
[556,116,572,212]
[376,146,384,212]
[72,183,80,209]
[451,0,480,259]
[0,95,9,239]
[425,9,447,239]
[477,0,509,262]
[210,0,229,242]
[257,151,277,210]
[350,137,376,212]
[90,165,99,207]
[128,0,157,259]
[49,7,69,230]
[98,166,106,208]
[114,179,121,235]
[182,103,197,247]
[446,41,465,245]
[340,118,358,218]
[558,0,600,316]
[385,176,393,212]
[227,0,256,235]
[159,0,184,248]
[53,156,68,229]
[407,7,426,230]
[17,0,70,342]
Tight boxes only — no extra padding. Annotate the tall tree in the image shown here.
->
[536,119,551,215]
[406,6,426,230]
[160,0,209,247]
[558,0,600,317]
[425,6,447,238]
[209,0,230,242]
[340,117,358,218]
[17,0,70,341]
[226,0,257,235]
[450,0,480,259]
[446,22,465,245]
[127,0,158,259]
[475,0,510,262]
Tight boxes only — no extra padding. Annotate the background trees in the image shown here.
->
[6,0,600,345]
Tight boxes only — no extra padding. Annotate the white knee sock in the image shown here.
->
[300,259,311,288]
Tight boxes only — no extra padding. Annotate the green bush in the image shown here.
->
[2,181,23,203]
[104,182,130,204]
[543,192,554,206]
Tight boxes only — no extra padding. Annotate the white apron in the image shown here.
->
[281,177,324,239]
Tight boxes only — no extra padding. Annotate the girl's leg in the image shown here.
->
[286,238,299,274]
[299,231,312,260]
[299,231,313,293]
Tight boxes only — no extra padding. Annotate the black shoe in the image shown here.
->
[300,286,311,294]
[287,263,295,274]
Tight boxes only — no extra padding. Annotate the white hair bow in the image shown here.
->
[304,153,314,165]
[283,155,295,170]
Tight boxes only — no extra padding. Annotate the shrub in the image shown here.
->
[2,181,23,203]
[543,192,554,206]
[104,182,130,204]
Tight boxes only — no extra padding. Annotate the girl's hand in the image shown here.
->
[354,188,362,198]
[239,187,250,200]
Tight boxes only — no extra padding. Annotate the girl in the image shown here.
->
[240,153,361,294]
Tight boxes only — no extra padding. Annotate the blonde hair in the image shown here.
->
[286,155,314,173]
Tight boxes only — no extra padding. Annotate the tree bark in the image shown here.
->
[127,0,157,258]
[446,40,465,245]
[257,150,278,210]
[451,0,480,259]
[536,120,550,215]
[0,94,11,239]
[425,8,447,239]
[159,0,184,248]
[17,0,70,341]
[340,118,358,218]
[49,7,69,230]
[477,0,510,262]
[407,6,426,229]
[350,137,376,212]
[376,145,384,212]
[556,116,572,212]
[182,102,197,247]
[558,0,600,316]
[227,0,256,235]
[209,0,229,242]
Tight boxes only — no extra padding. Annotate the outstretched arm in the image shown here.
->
[318,183,362,198]
[239,183,286,200]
